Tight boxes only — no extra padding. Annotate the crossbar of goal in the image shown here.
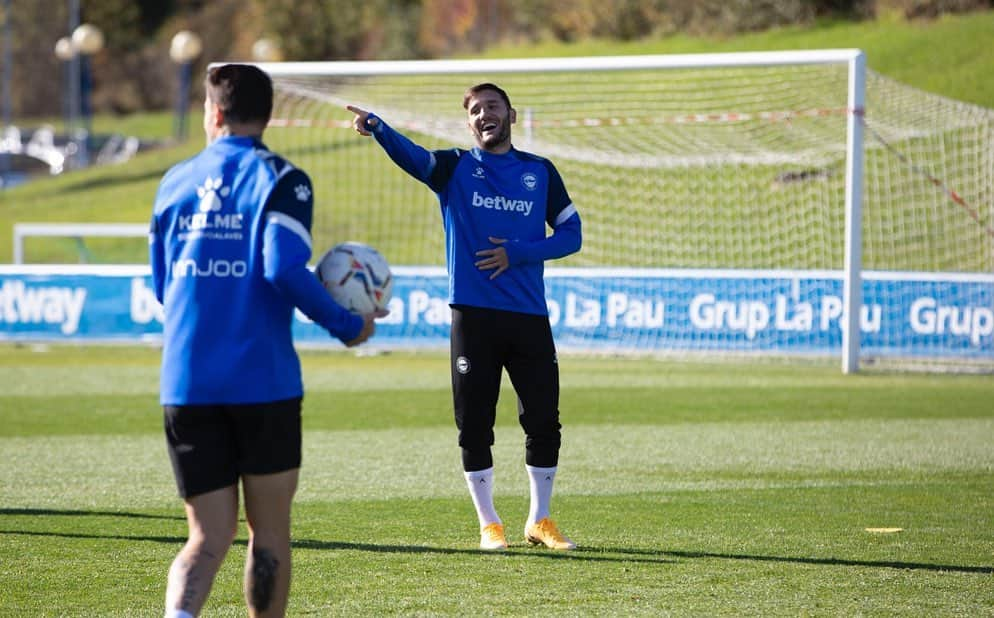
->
[245,49,865,76]
[12,222,148,264]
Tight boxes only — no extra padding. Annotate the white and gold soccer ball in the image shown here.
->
[315,241,393,314]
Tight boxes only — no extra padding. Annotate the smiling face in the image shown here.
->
[465,88,516,154]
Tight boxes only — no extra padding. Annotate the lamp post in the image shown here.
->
[251,38,282,62]
[55,22,104,167]
[169,30,202,142]
[1,0,10,187]
[2,0,11,129]
[70,23,103,164]
[54,37,74,136]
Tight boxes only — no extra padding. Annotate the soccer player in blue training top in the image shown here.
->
[150,64,383,618]
[347,83,582,551]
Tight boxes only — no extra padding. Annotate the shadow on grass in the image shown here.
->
[53,168,169,194]
[1,528,187,545]
[15,167,169,198]
[0,507,184,521]
[2,508,991,574]
[649,548,994,575]
[292,538,676,565]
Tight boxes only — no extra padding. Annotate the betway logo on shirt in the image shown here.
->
[472,191,533,216]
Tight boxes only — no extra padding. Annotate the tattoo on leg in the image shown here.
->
[173,548,218,612]
[249,546,280,612]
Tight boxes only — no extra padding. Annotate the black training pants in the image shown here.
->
[450,304,562,471]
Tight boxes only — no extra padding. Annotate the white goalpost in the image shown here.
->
[250,50,993,373]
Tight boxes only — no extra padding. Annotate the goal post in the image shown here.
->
[247,50,993,372]
[842,52,866,374]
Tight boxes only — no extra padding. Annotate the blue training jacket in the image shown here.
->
[368,115,582,316]
[150,135,363,405]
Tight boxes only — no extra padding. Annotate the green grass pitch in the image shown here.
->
[0,343,992,616]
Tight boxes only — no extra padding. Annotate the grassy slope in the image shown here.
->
[479,10,994,109]
[0,11,992,264]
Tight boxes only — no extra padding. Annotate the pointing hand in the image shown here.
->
[346,105,378,136]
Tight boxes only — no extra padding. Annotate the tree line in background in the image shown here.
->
[2,0,991,121]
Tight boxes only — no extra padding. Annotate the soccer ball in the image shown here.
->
[315,241,393,314]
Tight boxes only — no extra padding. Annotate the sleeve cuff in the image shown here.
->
[364,113,383,133]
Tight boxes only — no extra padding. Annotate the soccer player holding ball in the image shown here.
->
[150,64,382,618]
[348,83,582,551]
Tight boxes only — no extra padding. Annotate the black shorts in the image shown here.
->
[450,305,561,465]
[163,397,302,498]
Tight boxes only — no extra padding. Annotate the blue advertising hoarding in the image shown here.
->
[0,265,991,361]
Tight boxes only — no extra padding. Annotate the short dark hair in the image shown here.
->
[462,82,511,110]
[205,64,273,125]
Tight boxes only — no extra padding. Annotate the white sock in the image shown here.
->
[526,464,557,527]
[464,467,501,529]
[165,609,195,618]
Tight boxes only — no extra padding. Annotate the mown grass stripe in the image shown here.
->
[3,418,990,509]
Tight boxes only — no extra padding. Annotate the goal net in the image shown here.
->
[256,51,994,372]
